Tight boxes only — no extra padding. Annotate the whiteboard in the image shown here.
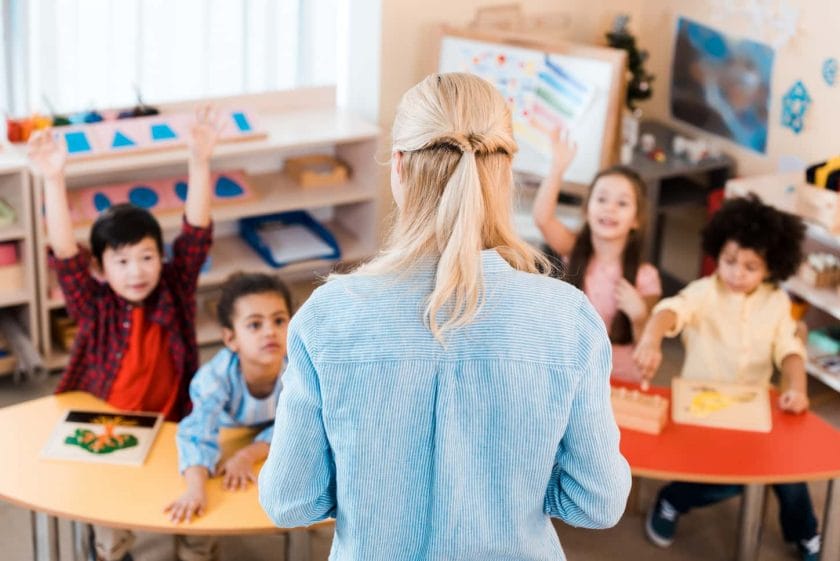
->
[438,33,620,184]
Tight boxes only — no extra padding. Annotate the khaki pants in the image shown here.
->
[92,525,218,561]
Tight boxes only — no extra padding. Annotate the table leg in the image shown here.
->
[821,478,840,561]
[643,179,661,264]
[30,511,60,561]
[286,528,312,561]
[736,484,767,561]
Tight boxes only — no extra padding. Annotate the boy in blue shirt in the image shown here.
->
[165,273,291,556]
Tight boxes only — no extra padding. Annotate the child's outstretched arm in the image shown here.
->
[219,441,270,491]
[532,128,578,257]
[184,104,222,228]
[164,466,209,524]
[633,309,678,383]
[778,353,809,414]
[28,131,76,259]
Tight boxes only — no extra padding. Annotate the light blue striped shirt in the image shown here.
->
[259,250,630,560]
[177,348,283,473]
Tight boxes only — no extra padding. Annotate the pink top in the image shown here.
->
[584,259,662,382]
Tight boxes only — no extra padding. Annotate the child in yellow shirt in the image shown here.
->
[634,195,819,560]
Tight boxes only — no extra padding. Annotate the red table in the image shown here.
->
[618,384,840,561]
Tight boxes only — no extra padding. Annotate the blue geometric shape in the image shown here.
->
[174,181,188,201]
[781,80,811,134]
[232,111,252,132]
[214,175,245,198]
[93,193,112,212]
[112,131,136,148]
[150,123,177,141]
[128,186,159,209]
[64,131,92,154]
[823,58,838,86]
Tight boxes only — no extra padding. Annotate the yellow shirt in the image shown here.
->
[653,275,805,386]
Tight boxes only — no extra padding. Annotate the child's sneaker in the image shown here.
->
[795,535,820,561]
[645,495,679,547]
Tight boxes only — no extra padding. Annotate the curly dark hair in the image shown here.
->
[216,272,293,329]
[701,194,805,283]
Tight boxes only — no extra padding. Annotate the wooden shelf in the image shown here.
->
[56,108,379,179]
[0,224,26,243]
[784,276,840,322]
[0,290,29,308]
[63,170,376,242]
[199,223,369,287]
[197,318,222,346]
[0,355,17,377]
[805,356,840,393]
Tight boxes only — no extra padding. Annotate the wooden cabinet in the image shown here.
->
[0,159,39,377]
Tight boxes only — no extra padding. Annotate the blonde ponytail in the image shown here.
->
[348,73,550,343]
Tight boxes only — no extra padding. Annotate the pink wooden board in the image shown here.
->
[54,109,265,160]
[66,170,254,224]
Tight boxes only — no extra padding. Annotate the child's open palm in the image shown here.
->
[164,487,207,524]
[27,130,66,179]
[615,278,647,322]
[189,104,224,162]
[219,451,257,491]
[548,127,578,177]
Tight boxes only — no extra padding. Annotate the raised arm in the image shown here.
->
[28,131,76,259]
[184,104,222,228]
[532,129,579,257]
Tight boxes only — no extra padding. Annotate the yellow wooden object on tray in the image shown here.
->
[671,377,772,433]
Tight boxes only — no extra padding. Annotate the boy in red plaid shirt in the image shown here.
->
[27,105,222,561]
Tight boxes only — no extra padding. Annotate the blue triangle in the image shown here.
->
[151,123,177,141]
[112,130,136,148]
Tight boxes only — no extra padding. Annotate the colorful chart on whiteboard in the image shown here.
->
[438,34,613,183]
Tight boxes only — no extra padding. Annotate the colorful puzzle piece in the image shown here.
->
[823,58,838,86]
[611,386,669,435]
[780,80,811,134]
[56,109,265,160]
[66,170,254,224]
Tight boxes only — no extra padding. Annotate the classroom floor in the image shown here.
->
[2,339,839,561]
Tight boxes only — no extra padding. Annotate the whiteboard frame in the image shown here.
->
[434,25,627,187]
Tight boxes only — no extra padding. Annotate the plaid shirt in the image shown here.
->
[51,218,213,420]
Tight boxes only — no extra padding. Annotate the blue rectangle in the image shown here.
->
[64,131,92,153]
[232,112,252,132]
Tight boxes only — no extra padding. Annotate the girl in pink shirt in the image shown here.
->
[533,130,661,383]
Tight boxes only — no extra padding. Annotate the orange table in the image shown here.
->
[0,392,329,561]
[618,384,840,561]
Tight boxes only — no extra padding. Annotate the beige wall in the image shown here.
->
[634,0,838,175]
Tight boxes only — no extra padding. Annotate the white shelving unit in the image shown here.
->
[0,158,39,377]
[27,87,381,370]
[726,173,840,392]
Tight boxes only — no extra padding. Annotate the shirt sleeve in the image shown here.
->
[652,277,708,337]
[258,303,336,527]
[49,247,101,321]
[772,290,806,368]
[176,358,231,474]
[636,263,663,298]
[169,216,213,292]
[544,295,631,528]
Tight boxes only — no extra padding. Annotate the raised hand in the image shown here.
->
[547,126,578,178]
[189,104,224,162]
[27,130,66,180]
